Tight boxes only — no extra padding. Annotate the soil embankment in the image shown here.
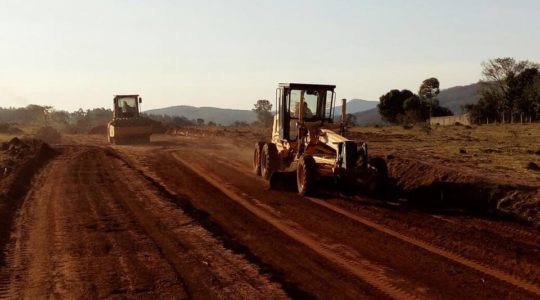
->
[0,138,56,260]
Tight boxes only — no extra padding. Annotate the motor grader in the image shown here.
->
[253,83,388,196]
[108,95,152,145]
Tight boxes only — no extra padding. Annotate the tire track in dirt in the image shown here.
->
[100,150,288,299]
[204,148,540,250]
[183,149,540,297]
[1,146,288,299]
[171,153,423,300]
[308,198,540,296]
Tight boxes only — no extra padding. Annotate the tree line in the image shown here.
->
[465,57,540,124]
[377,78,453,124]
[0,105,113,133]
[0,104,259,133]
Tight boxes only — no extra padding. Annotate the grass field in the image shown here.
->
[348,123,540,187]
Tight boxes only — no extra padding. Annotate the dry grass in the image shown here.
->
[348,123,540,186]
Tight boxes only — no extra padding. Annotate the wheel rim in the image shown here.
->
[297,163,305,191]
[261,152,267,174]
[253,149,259,169]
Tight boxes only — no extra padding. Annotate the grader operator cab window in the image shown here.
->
[276,83,336,141]
[290,90,319,120]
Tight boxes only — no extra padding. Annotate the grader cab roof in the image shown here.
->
[278,83,336,90]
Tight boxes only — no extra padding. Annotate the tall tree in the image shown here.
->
[252,99,273,127]
[419,78,440,119]
[402,95,426,123]
[507,68,539,122]
[480,57,539,122]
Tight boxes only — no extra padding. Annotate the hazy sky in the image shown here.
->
[1,0,540,111]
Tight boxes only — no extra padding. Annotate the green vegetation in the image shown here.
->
[466,57,540,124]
[0,105,113,134]
[377,78,452,124]
[252,99,273,127]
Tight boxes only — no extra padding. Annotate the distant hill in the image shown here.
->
[146,99,377,126]
[351,108,383,125]
[352,83,481,125]
[334,99,378,116]
[144,105,257,125]
[145,84,480,126]
[437,83,480,114]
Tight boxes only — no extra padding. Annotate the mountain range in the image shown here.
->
[144,83,480,125]
[145,105,258,125]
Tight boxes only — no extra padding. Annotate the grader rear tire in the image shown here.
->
[297,155,317,196]
[261,143,279,180]
[253,142,265,176]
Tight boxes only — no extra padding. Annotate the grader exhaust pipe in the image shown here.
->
[340,98,347,135]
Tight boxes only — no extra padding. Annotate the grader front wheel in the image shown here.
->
[297,155,317,196]
[261,143,279,180]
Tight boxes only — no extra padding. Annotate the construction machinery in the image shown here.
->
[108,95,152,145]
[253,83,388,196]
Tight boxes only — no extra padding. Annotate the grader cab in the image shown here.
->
[253,83,388,195]
[107,95,152,145]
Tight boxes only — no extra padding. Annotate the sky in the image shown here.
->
[1,0,540,111]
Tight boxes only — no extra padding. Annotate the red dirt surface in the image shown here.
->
[0,138,56,263]
[0,133,539,299]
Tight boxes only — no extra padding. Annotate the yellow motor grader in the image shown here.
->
[253,83,388,196]
[108,95,152,145]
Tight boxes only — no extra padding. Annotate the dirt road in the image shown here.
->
[1,134,539,299]
[0,144,286,299]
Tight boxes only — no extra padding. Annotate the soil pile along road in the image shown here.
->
[0,138,56,265]
[346,127,540,227]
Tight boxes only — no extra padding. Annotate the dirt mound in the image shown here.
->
[386,155,540,227]
[33,126,62,144]
[0,138,56,264]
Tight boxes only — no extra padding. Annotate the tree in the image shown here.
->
[419,78,440,119]
[252,99,273,127]
[508,68,539,122]
[377,89,414,123]
[196,118,205,126]
[402,95,426,123]
[480,57,539,122]
[524,73,540,121]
